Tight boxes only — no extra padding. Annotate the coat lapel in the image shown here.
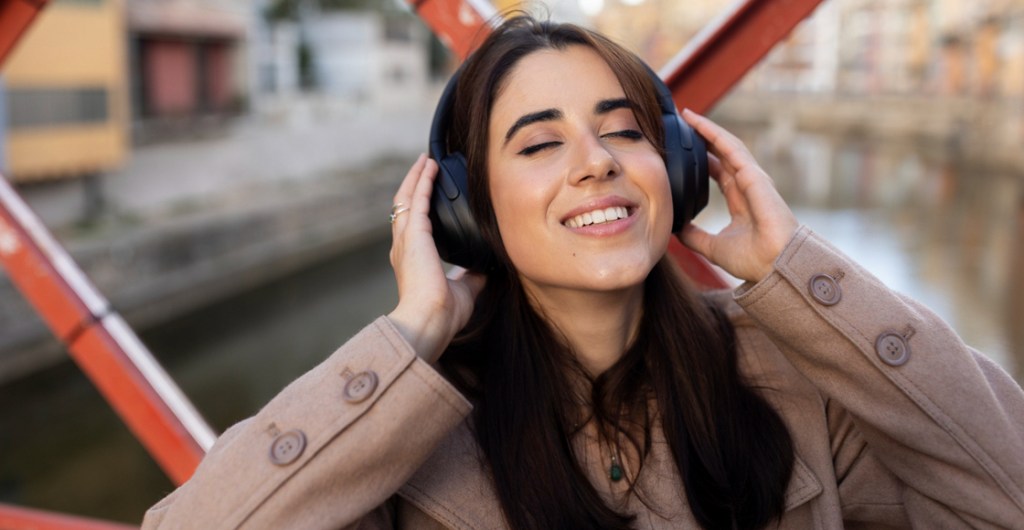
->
[398,420,506,530]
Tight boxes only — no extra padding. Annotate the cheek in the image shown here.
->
[491,174,547,254]
[638,155,674,232]
[488,163,566,271]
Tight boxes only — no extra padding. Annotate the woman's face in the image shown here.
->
[487,45,672,299]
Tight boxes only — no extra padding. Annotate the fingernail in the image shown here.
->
[682,108,695,116]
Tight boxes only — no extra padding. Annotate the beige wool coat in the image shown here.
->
[142,227,1024,529]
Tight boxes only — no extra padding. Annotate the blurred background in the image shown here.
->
[0,0,1021,524]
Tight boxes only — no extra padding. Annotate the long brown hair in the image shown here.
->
[439,15,794,530]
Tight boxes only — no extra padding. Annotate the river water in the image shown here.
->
[0,128,1021,523]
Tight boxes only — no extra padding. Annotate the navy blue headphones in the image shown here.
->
[428,61,708,272]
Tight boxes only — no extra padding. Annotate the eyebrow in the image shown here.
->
[504,109,562,144]
[595,98,634,114]
[502,98,636,145]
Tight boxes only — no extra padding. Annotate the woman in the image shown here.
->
[143,16,1024,530]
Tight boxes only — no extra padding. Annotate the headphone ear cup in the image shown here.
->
[429,152,493,271]
[662,112,709,232]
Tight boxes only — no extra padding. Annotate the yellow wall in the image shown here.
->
[4,0,128,181]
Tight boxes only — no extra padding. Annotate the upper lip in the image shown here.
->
[560,196,637,224]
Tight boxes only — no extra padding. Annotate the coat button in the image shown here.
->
[270,429,306,466]
[875,332,910,366]
[809,274,842,305]
[343,370,379,403]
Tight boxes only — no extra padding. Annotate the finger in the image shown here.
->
[394,157,438,232]
[710,145,741,180]
[707,152,737,191]
[408,158,438,222]
[679,223,714,260]
[706,152,749,217]
[707,151,724,179]
[393,153,428,206]
[686,109,775,202]
[683,109,754,173]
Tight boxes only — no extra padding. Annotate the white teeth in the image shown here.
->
[565,206,629,228]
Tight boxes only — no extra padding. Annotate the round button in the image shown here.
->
[343,370,379,404]
[270,429,306,466]
[875,332,910,366]
[809,274,842,306]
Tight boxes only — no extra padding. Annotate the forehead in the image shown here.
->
[490,45,625,124]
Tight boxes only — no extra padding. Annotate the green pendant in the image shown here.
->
[609,463,623,482]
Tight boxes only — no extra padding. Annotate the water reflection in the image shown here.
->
[713,122,1022,380]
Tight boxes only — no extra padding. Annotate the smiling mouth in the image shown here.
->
[563,206,631,228]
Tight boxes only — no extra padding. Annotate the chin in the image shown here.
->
[569,255,661,292]
[590,267,654,290]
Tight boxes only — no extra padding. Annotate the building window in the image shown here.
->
[6,88,109,129]
[384,18,413,42]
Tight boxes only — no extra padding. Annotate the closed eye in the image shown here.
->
[517,129,641,156]
[602,129,643,141]
[517,141,562,156]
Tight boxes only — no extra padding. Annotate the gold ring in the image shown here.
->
[389,206,410,224]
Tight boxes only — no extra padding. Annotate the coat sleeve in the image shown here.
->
[140,316,473,530]
[734,226,1024,528]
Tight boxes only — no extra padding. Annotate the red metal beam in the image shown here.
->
[0,0,48,67]
[660,0,826,114]
[658,0,826,287]
[408,0,496,60]
[0,504,136,530]
[0,176,214,485]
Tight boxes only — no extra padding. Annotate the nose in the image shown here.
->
[568,134,621,185]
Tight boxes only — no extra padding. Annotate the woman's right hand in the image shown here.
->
[386,154,486,363]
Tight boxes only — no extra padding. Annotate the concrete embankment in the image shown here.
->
[0,102,431,384]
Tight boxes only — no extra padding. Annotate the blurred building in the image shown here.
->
[741,0,1024,100]
[0,0,254,181]
[127,0,250,141]
[306,12,429,109]
[1,0,129,182]
[250,1,432,115]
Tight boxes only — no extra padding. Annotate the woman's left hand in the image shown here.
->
[678,109,799,283]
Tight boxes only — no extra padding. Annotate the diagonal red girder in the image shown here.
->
[1,0,212,492]
[0,0,49,68]
[659,0,826,116]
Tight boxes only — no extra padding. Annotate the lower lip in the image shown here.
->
[563,213,638,237]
